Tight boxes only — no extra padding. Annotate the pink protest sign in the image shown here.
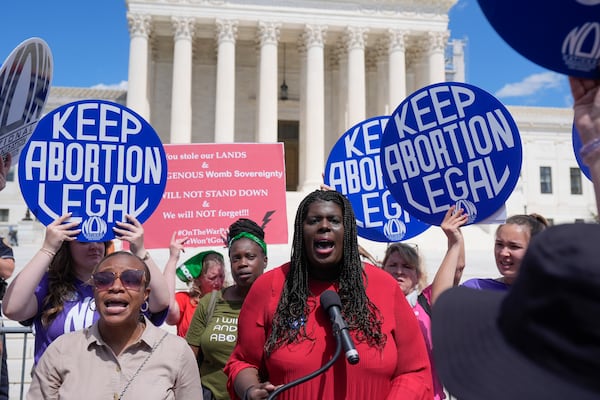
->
[143,143,288,249]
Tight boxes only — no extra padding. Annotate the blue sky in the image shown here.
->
[1,0,573,108]
[448,0,572,108]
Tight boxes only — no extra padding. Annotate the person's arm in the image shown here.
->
[163,232,187,325]
[113,214,170,312]
[569,76,600,215]
[3,214,80,321]
[233,368,278,400]
[430,206,467,305]
[224,273,278,400]
[0,256,15,280]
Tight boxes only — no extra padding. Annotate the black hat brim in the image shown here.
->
[432,286,599,400]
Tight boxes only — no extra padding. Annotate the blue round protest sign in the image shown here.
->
[381,82,522,226]
[324,116,430,242]
[572,123,592,181]
[18,99,168,242]
[477,0,600,78]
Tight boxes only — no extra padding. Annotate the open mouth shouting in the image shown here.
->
[314,238,335,256]
[103,298,130,315]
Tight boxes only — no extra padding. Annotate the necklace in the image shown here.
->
[116,331,168,399]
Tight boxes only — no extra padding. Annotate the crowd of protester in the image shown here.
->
[0,74,597,399]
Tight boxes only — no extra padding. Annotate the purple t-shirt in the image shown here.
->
[28,273,167,364]
[462,278,509,291]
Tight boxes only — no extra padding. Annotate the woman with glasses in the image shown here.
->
[382,206,468,400]
[2,213,170,365]
[27,251,202,398]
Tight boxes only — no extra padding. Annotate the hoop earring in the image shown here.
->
[89,299,97,312]
[140,300,149,313]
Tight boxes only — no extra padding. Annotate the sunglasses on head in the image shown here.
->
[91,269,145,291]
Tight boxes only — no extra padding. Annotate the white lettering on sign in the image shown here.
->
[356,190,409,228]
[398,156,509,214]
[23,101,163,222]
[329,118,388,195]
[327,117,418,231]
[562,22,600,62]
[24,142,162,184]
[392,85,476,140]
[52,103,142,143]
[343,118,385,158]
[381,84,518,216]
[383,109,514,182]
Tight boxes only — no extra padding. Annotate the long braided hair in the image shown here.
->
[264,190,386,355]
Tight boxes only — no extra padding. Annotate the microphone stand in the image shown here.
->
[266,330,343,400]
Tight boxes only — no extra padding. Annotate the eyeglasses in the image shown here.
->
[91,269,145,291]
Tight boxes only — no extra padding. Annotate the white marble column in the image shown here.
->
[170,17,195,144]
[365,47,378,119]
[388,29,407,113]
[214,19,238,143]
[345,26,368,128]
[408,46,426,91]
[335,41,348,135]
[427,31,449,84]
[126,13,151,120]
[256,21,280,143]
[451,39,466,83]
[375,39,388,115]
[297,41,307,191]
[299,24,327,192]
[328,47,340,138]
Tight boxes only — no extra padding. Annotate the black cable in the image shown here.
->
[266,332,343,400]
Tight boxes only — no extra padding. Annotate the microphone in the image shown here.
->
[320,290,359,365]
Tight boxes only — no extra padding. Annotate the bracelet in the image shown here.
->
[242,385,256,400]
[39,248,56,258]
[579,137,600,165]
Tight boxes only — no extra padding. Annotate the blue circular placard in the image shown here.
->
[380,82,522,226]
[324,116,430,242]
[18,99,168,242]
[477,0,600,78]
[572,123,592,181]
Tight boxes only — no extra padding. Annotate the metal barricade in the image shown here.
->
[0,326,33,400]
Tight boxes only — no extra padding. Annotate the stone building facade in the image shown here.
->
[125,0,463,191]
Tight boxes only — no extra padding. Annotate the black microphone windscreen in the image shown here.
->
[320,290,341,310]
